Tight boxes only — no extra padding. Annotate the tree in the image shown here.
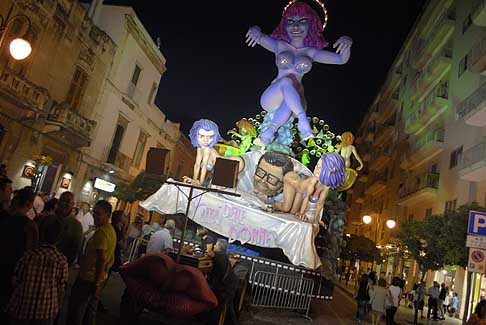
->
[397,204,486,281]
[340,235,381,265]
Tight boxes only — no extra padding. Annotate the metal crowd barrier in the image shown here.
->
[127,238,142,263]
[250,271,314,321]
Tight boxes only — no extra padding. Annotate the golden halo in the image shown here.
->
[283,0,328,30]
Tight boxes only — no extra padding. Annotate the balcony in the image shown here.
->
[0,69,49,116]
[401,128,444,170]
[375,123,395,146]
[425,13,455,53]
[369,146,392,171]
[468,30,486,75]
[456,81,486,127]
[472,0,486,26]
[414,48,452,96]
[364,172,387,196]
[398,173,439,206]
[405,83,449,135]
[459,139,486,182]
[377,94,399,124]
[43,102,96,147]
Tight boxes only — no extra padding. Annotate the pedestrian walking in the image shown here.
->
[413,281,426,323]
[354,273,371,322]
[385,276,402,325]
[438,282,447,320]
[67,200,117,325]
[370,278,387,325]
[7,219,68,325]
[426,281,440,321]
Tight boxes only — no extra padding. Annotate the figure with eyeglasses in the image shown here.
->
[252,151,294,203]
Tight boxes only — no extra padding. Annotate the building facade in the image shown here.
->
[346,0,486,317]
[0,0,115,196]
[78,4,182,212]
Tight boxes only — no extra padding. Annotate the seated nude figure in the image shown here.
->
[336,132,363,171]
[273,152,346,224]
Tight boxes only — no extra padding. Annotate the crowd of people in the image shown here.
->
[352,268,460,324]
[0,164,239,325]
[0,171,131,325]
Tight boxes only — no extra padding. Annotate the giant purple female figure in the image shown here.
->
[246,1,352,148]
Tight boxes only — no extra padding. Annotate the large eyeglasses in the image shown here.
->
[255,167,283,186]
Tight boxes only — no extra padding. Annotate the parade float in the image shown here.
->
[140,0,364,302]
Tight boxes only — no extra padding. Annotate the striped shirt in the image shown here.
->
[7,244,68,320]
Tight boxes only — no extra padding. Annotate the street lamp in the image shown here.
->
[0,3,32,60]
[362,214,397,270]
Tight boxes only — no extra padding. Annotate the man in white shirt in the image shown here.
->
[75,202,94,234]
[146,219,175,255]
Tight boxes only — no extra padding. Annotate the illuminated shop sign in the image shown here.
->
[93,178,116,193]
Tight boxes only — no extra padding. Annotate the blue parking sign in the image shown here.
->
[468,211,486,236]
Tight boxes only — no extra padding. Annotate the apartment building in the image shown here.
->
[346,0,486,316]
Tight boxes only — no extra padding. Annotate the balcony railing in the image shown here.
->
[472,0,486,27]
[47,102,96,139]
[459,139,486,182]
[0,68,48,112]
[456,81,486,127]
[399,173,440,198]
[468,29,486,74]
[411,128,445,153]
[406,83,449,133]
[461,139,486,170]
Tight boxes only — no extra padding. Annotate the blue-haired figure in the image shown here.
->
[185,119,221,185]
[273,152,346,224]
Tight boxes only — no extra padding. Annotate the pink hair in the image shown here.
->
[271,2,328,50]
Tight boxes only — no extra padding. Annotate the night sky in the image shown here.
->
[104,0,425,136]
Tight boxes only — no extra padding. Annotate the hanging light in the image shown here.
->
[362,215,372,224]
[9,38,32,60]
[386,219,396,229]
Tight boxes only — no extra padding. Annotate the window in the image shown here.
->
[430,163,439,174]
[425,208,432,217]
[131,64,142,86]
[449,146,463,169]
[132,131,148,167]
[107,125,125,164]
[459,54,468,77]
[408,214,414,221]
[445,199,457,213]
[148,82,157,104]
[66,67,89,109]
[463,14,472,34]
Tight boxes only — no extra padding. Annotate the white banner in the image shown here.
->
[141,180,321,270]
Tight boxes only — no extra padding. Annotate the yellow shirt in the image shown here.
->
[79,223,116,283]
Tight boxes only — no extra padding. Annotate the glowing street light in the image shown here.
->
[9,38,31,60]
[386,219,397,229]
[0,4,32,60]
[362,215,372,224]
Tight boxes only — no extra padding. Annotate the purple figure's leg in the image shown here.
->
[259,77,314,143]
[259,103,292,145]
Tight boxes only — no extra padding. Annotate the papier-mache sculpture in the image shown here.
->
[245,1,352,148]
[335,131,363,191]
[273,152,346,226]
